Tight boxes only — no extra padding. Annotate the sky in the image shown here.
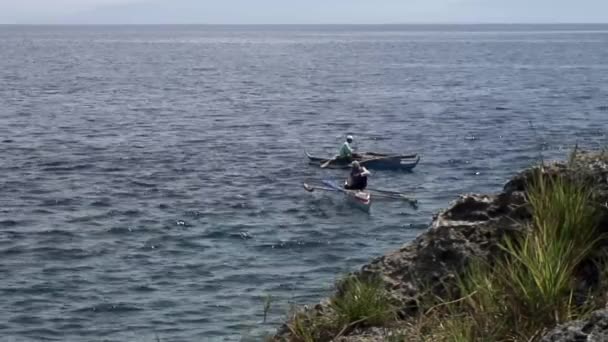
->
[1,0,608,24]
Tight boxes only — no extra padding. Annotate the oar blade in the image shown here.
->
[320,159,333,168]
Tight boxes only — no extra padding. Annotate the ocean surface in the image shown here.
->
[1,24,607,341]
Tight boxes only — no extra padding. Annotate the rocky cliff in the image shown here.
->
[274,151,608,341]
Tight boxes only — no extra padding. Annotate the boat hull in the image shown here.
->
[322,180,372,212]
[345,190,371,212]
[304,180,417,210]
[306,151,420,171]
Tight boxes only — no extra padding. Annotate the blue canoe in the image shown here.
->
[305,151,420,171]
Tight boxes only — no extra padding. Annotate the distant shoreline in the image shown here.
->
[1,23,608,28]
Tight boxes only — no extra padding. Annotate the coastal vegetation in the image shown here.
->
[286,276,396,341]
[400,168,605,341]
[274,151,608,341]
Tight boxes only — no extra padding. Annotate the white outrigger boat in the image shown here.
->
[303,180,417,212]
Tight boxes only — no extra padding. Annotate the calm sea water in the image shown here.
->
[1,24,608,341]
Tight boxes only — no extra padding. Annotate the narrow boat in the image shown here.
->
[303,180,372,212]
[303,180,418,210]
[305,151,420,171]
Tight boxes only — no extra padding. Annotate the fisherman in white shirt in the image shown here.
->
[338,135,355,160]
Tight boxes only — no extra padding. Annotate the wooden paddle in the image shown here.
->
[303,183,339,192]
[366,187,412,196]
[371,192,417,202]
[320,157,337,168]
[321,153,377,169]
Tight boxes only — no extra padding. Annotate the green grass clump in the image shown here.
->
[287,276,395,341]
[495,174,599,335]
[404,169,602,342]
[400,310,476,342]
[286,311,325,342]
[330,276,395,328]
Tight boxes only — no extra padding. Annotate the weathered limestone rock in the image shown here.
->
[541,309,608,342]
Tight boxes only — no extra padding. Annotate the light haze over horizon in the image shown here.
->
[1,0,608,25]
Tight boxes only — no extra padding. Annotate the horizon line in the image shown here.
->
[1,22,608,26]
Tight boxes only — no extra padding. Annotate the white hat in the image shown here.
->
[346,135,354,141]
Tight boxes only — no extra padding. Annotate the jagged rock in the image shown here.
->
[275,192,531,341]
[541,309,608,342]
[274,152,608,341]
[359,189,532,316]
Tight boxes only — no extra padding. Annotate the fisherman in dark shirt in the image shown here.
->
[344,161,371,190]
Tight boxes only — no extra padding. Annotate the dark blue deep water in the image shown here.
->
[1,24,608,341]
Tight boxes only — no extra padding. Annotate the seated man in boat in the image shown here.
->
[338,135,360,162]
[344,161,371,190]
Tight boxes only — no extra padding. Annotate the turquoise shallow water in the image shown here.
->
[1,25,608,341]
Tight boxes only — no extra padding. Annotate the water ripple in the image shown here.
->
[1,24,608,341]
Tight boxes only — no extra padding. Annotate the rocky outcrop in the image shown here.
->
[275,151,608,341]
[541,309,608,342]
[359,191,530,316]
